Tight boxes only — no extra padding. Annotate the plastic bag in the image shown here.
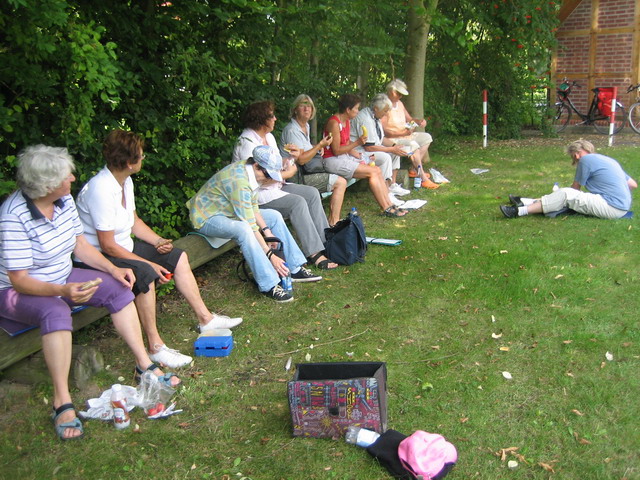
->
[136,371,176,414]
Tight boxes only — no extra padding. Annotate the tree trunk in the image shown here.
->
[404,0,439,124]
[309,38,321,143]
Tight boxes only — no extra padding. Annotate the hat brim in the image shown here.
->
[266,168,283,182]
[395,87,409,95]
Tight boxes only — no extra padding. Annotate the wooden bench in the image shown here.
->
[0,168,386,374]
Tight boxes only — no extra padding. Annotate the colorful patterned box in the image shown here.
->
[288,362,387,439]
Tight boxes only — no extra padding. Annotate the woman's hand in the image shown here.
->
[319,134,332,149]
[284,144,301,160]
[269,254,289,277]
[63,283,100,304]
[112,267,136,289]
[390,145,408,156]
[150,262,172,284]
[155,238,173,254]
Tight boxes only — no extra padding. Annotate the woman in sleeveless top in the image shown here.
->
[322,94,407,217]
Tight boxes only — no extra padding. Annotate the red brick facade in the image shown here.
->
[554,0,639,113]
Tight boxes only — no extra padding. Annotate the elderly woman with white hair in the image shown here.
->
[351,93,412,205]
[281,94,348,227]
[0,145,179,441]
[381,78,440,189]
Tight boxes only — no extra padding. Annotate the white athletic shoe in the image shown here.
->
[199,314,243,333]
[388,192,405,207]
[429,168,450,184]
[389,183,411,196]
[149,344,193,369]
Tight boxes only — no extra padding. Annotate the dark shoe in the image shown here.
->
[264,284,294,302]
[509,194,524,207]
[291,266,322,283]
[307,252,338,270]
[135,362,181,387]
[500,205,519,218]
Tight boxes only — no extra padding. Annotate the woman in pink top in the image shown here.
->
[382,79,439,189]
[323,94,407,217]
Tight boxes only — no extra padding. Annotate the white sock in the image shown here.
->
[521,197,535,206]
[518,206,529,216]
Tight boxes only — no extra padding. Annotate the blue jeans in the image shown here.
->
[197,209,307,292]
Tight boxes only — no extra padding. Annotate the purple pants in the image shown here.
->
[0,268,135,336]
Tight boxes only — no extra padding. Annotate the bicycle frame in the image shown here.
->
[556,89,607,125]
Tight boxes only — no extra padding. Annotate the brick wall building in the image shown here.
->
[553,0,640,112]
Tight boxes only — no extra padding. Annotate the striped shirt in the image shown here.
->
[187,160,261,230]
[0,191,83,290]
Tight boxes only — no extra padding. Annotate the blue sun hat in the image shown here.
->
[252,145,283,182]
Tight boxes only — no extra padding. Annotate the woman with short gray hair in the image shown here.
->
[350,93,412,204]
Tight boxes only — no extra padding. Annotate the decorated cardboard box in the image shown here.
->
[288,362,387,439]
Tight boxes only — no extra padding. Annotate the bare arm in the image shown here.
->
[96,220,171,283]
[74,235,136,289]
[364,137,407,156]
[571,181,582,190]
[326,119,364,157]
[296,135,332,165]
[628,177,638,190]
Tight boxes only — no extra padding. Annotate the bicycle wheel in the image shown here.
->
[551,103,571,132]
[593,103,625,134]
[628,102,640,134]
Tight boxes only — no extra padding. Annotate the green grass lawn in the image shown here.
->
[1,134,639,480]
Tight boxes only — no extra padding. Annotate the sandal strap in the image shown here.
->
[136,362,160,375]
[53,402,76,419]
[307,252,323,264]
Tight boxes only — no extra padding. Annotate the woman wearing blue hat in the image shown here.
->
[188,145,322,303]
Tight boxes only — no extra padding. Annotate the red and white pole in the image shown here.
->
[608,87,617,147]
[482,90,488,148]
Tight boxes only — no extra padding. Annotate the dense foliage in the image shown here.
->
[0,0,559,235]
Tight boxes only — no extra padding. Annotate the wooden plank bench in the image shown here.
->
[0,170,376,373]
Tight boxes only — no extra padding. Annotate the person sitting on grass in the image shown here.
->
[381,78,441,189]
[350,93,412,201]
[501,139,637,219]
[77,130,243,370]
[0,145,179,441]
[323,93,407,218]
[281,94,347,227]
[187,146,322,303]
[232,101,338,270]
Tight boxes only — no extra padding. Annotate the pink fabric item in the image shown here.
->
[397,430,457,479]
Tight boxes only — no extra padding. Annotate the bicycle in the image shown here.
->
[626,83,640,134]
[550,78,626,134]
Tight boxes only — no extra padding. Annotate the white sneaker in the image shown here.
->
[389,183,411,196]
[388,192,405,207]
[149,344,192,369]
[429,168,450,184]
[200,314,243,333]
